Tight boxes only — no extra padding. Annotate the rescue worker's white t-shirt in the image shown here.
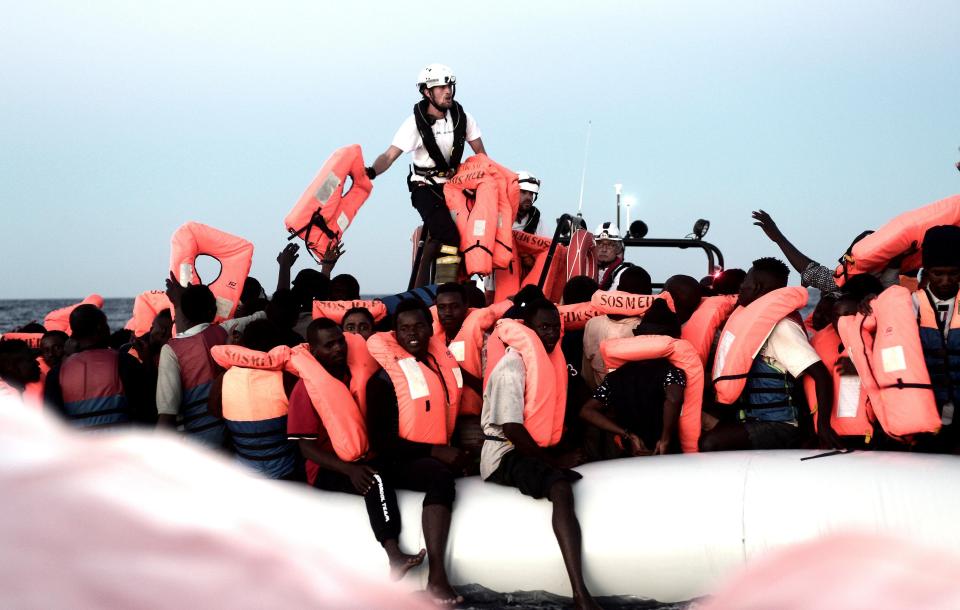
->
[391,110,481,181]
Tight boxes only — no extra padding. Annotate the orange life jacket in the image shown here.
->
[493,231,568,303]
[712,286,809,404]
[802,326,875,439]
[286,335,377,462]
[558,301,601,331]
[366,332,462,445]
[312,299,388,324]
[590,290,676,317]
[833,194,960,286]
[485,318,567,447]
[600,334,704,453]
[443,154,507,276]
[43,295,105,334]
[483,157,521,270]
[169,222,253,323]
[681,295,737,367]
[285,144,374,262]
[0,333,44,349]
[125,290,173,337]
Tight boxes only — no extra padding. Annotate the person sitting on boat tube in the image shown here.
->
[580,299,686,459]
[595,222,634,291]
[366,63,487,285]
[364,299,466,606]
[286,318,427,580]
[912,225,960,453]
[0,339,41,400]
[699,258,841,451]
[481,298,601,610]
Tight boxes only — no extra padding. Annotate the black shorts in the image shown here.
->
[743,420,802,449]
[487,450,582,499]
[411,183,459,246]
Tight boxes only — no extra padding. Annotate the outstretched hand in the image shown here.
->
[322,241,345,266]
[752,209,784,242]
[165,271,186,305]
[277,243,299,269]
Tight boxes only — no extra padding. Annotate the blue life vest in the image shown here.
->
[739,357,798,423]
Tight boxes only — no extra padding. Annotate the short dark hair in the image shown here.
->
[306,317,340,347]
[291,269,329,311]
[563,275,599,305]
[16,322,46,334]
[180,284,218,324]
[41,330,68,343]
[462,282,487,308]
[436,282,467,302]
[342,307,375,327]
[633,299,682,339]
[616,266,652,295]
[392,298,432,330]
[841,273,884,300]
[712,268,746,295]
[329,274,361,300]
[519,298,559,326]
[241,319,285,352]
[266,288,299,329]
[751,257,790,287]
[69,304,108,340]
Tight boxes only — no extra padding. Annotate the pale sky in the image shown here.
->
[2,0,958,298]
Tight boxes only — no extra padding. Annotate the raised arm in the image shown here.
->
[752,209,814,274]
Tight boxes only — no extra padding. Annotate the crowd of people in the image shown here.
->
[1,63,958,610]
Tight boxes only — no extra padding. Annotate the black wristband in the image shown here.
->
[365,166,376,180]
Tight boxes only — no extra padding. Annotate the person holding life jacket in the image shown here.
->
[0,339,42,401]
[44,305,148,429]
[582,267,653,388]
[481,298,601,610]
[700,257,840,451]
[366,64,487,285]
[580,300,688,459]
[595,222,634,291]
[912,225,960,452]
[156,275,265,448]
[286,318,427,579]
[364,299,464,606]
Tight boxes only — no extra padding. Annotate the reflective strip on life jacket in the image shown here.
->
[169,222,254,323]
[680,295,737,367]
[366,332,462,445]
[601,334,703,453]
[284,144,373,263]
[44,295,105,334]
[59,349,129,428]
[803,326,875,439]
[125,290,173,337]
[287,335,375,462]
[833,194,960,287]
[712,286,809,405]
[443,154,505,276]
[485,318,567,448]
[312,300,388,325]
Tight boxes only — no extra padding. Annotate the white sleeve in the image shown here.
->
[220,311,267,340]
[156,344,182,416]
[390,115,420,153]
[764,319,821,379]
[465,111,482,142]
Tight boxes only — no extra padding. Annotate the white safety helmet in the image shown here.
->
[594,222,623,242]
[517,171,541,198]
[417,64,456,92]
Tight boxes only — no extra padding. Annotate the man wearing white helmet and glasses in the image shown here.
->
[366,64,486,284]
[595,222,634,291]
[515,171,543,235]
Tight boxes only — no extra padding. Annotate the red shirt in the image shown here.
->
[286,379,334,486]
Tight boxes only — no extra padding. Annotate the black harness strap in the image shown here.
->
[413,100,467,174]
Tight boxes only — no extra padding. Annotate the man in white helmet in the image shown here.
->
[366,64,486,284]
[515,171,543,235]
[595,222,634,290]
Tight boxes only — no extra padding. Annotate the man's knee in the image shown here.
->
[423,463,456,508]
[548,478,574,505]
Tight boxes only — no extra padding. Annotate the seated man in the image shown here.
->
[595,222,634,291]
[44,305,148,428]
[365,299,465,605]
[580,300,686,459]
[582,266,652,388]
[481,298,600,610]
[0,339,42,399]
[287,318,426,577]
[699,257,837,451]
[341,306,377,340]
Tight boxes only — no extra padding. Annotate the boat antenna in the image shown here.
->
[576,120,592,218]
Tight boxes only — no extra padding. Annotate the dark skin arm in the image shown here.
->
[164,271,188,333]
[802,360,843,449]
[157,413,177,428]
[502,423,582,468]
[654,384,683,455]
[578,398,647,456]
[460,369,483,397]
[297,439,376,494]
[276,243,299,293]
[752,210,815,275]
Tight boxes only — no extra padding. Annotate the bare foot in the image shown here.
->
[388,548,426,581]
[426,581,464,607]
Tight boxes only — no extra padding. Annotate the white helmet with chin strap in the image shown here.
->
[517,170,541,200]
[594,222,623,242]
[417,64,456,92]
